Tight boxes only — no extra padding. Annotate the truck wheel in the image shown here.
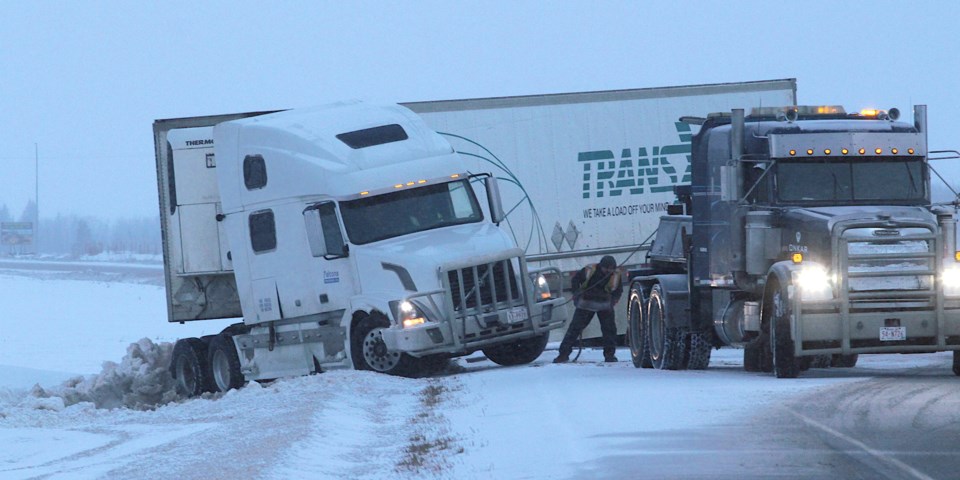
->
[627,289,652,368]
[810,354,833,369]
[831,354,859,368]
[686,330,713,370]
[647,284,688,370]
[769,282,801,378]
[351,313,418,376]
[170,338,211,397]
[208,334,244,392]
[483,333,549,366]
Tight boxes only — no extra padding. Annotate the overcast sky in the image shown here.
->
[2,1,958,220]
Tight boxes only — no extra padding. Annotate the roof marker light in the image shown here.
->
[908,148,915,155]
[450,174,460,179]
[360,191,369,196]
[806,149,814,155]
[892,148,899,154]
[875,148,883,155]
[841,148,849,155]
[406,181,415,186]
[789,149,797,156]
[418,180,427,184]
[824,149,832,155]
[394,184,404,189]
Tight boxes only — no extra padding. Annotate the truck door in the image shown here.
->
[304,202,354,315]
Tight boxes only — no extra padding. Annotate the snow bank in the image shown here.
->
[31,338,180,411]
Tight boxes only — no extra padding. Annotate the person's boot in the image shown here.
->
[553,352,570,363]
[604,354,618,363]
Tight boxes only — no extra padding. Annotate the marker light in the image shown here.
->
[394,184,404,189]
[892,148,899,154]
[792,253,804,264]
[450,174,460,178]
[789,149,797,156]
[955,251,960,262]
[824,149,832,155]
[908,148,915,155]
[406,182,415,186]
[875,148,883,155]
[859,148,866,155]
[860,109,880,117]
[807,149,814,155]
[360,191,369,196]
[841,148,849,155]
[418,180,427,184]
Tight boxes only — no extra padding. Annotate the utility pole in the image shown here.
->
[35,143,39,255]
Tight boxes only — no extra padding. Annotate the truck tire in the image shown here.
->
[351,313,419,376]
[810,355,833,369]
[769,282,801,378]
[482,333,549,366]
[686,330,713,370]
[208,334,244,392]
[647,284,688,370]
[171,338,211,397]
[627,289,652,368]
[831,354,858,368]
[954,351,960,376]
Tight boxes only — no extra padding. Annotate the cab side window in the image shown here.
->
[249,209,276,253]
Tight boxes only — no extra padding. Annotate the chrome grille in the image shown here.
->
[447,259,522,313]
[842,228,937,300]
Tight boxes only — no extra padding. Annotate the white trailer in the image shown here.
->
[155,102,566,395]
[403,79,798,340]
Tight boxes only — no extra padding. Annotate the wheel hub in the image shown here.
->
[363,328,400,371]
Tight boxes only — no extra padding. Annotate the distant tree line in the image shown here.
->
[0,200,161,257]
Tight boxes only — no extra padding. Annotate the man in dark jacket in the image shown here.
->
[553,255,623,363]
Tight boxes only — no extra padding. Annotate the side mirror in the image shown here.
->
[485,176,506,224]
[304,202,348,259]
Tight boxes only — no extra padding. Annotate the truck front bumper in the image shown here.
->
[381,297,566,356]
[794,299,960,355]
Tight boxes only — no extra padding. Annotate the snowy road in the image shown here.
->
[2,264,960,479]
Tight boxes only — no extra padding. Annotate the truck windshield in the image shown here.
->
[776,158,925,204]
[340,179,484,245]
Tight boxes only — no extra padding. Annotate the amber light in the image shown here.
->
[858,148,866,154]
[955,251,960,262]
[875,148,883,154]
[792,253,804,264]
[806,149,814,155]
[789,149,797,156]
[824,149,832,155]
[908,148,915,154]
[892,148,899,154]
[841,148,849,155]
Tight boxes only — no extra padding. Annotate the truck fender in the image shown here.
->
[762,261,800,323]
[635,274,690,329]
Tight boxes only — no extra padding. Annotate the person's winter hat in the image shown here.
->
[599,255,617,270]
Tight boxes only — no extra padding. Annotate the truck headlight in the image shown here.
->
[942,267,960,297]
[398,300,426,328]
[533,274,552,301]
[795,264,833,301]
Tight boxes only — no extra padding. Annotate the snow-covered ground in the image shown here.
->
[1,266,957,479]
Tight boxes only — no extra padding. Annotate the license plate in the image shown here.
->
[508,307,529,323]
[880,326,906,341]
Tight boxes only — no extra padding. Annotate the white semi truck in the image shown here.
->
[155,102,566,396]
[402,79,798,340]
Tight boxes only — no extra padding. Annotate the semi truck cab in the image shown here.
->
[629,105,960,378]
[155,101,566,395]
